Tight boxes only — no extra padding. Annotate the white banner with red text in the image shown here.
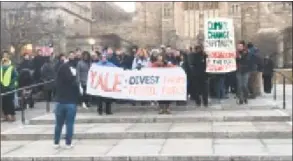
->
[204,18,237,73]
[86,65,187,101]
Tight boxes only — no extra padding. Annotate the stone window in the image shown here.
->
[235,4,239,12]
[231,4,240,14]
[183,2,199,10]
[164,7,171,17]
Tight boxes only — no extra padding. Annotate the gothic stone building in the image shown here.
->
[134,2,292,67]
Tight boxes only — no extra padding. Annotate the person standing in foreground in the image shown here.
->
[54,58,80,149]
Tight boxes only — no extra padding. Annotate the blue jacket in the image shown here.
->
[108,54,121,67]
[95,60,117,67]
[248,47,260,72]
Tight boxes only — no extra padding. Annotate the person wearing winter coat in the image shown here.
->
[41,57,55,102]
[18,53,34,109]
[132,48,150,70]
[188,45,209,107]
[76,51,91,109]
[54,57,80,149]
[106,48,121,67]
[236,41,251,104]
[262,55,274,93]
[1,56,18,122]
[94,53,117,115]
[151,54,175,114]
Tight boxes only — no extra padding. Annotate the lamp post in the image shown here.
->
[88,38,96,51]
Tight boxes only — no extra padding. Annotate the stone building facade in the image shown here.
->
[133,2,292,67]
[90,2,134,49]
[1,2,92,54]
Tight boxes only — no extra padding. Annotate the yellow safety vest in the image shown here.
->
[0,66,14,87]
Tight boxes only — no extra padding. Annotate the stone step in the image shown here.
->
[29,109,291,125]
[1,139,292,161]
[76,103,279,113]
[1,122,292,140]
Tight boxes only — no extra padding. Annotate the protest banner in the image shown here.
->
[86,65,187,101]
[204,18,237,73]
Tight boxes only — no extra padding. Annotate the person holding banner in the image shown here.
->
[94,53,116,115]
[132,48,151,106]
[132,48,150,70]
[151,54,175,114]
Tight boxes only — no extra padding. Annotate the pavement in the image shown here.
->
[1,84,292,161]
[1,139,292,161]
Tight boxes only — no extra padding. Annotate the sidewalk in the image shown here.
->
[1,102,49,132]
[262,84,292,116]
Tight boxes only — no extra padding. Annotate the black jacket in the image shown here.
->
[263,58,274,76]
[18,60,34,87]
[188,52,207,77]
[41,62,55,90]
[236,51,251,73]
[55,62,80,104]
[165,55,178,65]
[120,54,134,70]
[18,60,33,71]
[32,56,48,81]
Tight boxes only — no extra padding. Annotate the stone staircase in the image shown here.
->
[1,101,292,161]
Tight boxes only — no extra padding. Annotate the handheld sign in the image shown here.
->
[204,18,237,73]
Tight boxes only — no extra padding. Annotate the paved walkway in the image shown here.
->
[1,139,292,160]
[1,84,292,161]
[1,103,49,132]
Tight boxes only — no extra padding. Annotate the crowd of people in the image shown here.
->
[0,40,276,148]
[0,41,275,123]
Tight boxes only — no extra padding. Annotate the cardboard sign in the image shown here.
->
[204,18,237,73]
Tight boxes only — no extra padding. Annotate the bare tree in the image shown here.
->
[1,2,65,61]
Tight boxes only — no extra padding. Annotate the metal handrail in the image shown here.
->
[0,80,55,124]
[0,80,55,96]
[273,69,292,109]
